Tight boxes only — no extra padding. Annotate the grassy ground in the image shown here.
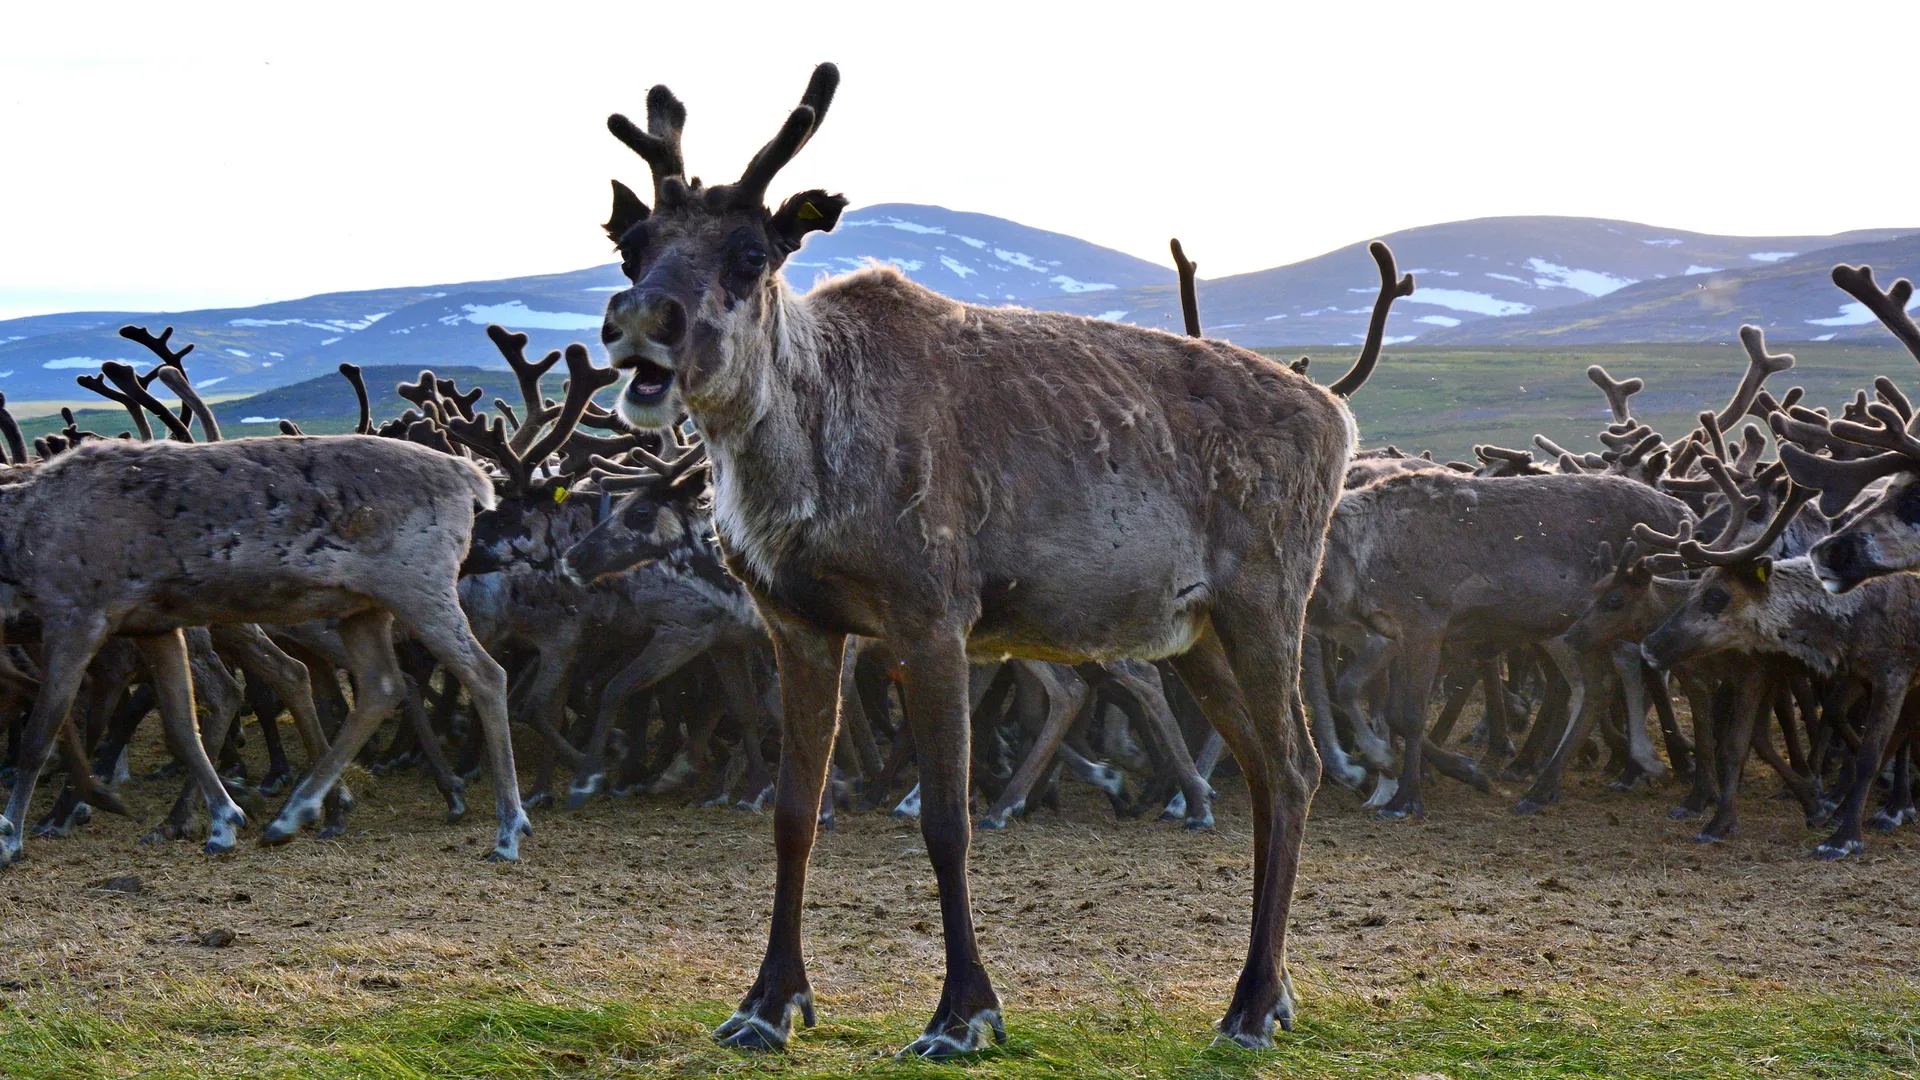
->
[2,976,1913,1079]
[1258,340,1918,462]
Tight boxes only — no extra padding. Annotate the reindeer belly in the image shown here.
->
[968,484,1214,663]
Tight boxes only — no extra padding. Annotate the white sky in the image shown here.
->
[4,1,1918,320]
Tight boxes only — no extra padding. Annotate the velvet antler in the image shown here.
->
[1831,264,1920,362]
[728,63,839,210]
[1587,365,1643,425]
[1328,242,1416,398]
[1677,481,1815,568]
[1170,238,1201,338]
[607,83,690,204]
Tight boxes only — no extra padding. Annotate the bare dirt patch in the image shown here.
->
[1,728,1915,1020]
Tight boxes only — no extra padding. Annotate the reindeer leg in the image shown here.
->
[398,596,527,861]
[1380,636,1442,820]
[1301,635,1364,791]
[1646,666,1689,782]
[978,664,1086,830]
[1172,609,1316,1049]
[1870,740,1916,832]
[1479,655,1516,763]
[263,612,408,847]
[1333,632,1396,773]
[1610,645,1666,787]
[132,631,248,855]
[570,626,710,809]
[713,623,843,1052]
[1815,675,1907,859]
[1698,674,1771,844]
[871,623,1003,1061]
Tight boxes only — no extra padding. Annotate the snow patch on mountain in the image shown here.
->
[1407,289,1535,317]
[1526,258,1636,297]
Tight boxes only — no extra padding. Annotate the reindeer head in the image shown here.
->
[560,440,710,583]
[1640,478,1814,668]
[599,64,846,430]
[1563,540,1666,652]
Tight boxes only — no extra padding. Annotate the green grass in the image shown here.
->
[2,980,1913,1079]
[1257,340,1920,462]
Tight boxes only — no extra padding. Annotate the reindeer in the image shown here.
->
[592,64,1409,1054]
[1774,265,1920,593]
[1310,468,1691,818]
[0,333,533,863]
[1641,475,1919,858]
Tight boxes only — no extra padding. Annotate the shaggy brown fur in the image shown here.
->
[0,435,531,862]
[1312,470,1692,817]
[598,64,1362,1055]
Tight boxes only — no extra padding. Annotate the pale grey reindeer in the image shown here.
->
[0,339,534,864]
[596,64,1405,1055]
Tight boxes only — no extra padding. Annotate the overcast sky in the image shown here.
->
[5,1,1917,320]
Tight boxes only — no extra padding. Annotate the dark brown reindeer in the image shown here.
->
[596,64,1398,1055]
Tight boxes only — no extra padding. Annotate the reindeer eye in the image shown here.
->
[1702,587,1730,615]
[624,504,655,529]
[735,248,768,275]
[1601,588,1625,611]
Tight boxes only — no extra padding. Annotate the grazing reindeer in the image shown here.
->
[596,64,1405,1054]
[0,333,532,863]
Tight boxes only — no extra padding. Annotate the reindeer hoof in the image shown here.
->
[976,814,1009,831]
[896,1010,1004,1060]
[1868,808,1915,833]
[1512,796,1550,816]
[445,791,468,824]
[1813,838,1863,860]
[1183,809,1215,831]
[564,774,604,811]
[258,770,292,796]
[1693,828,1732,844]
[521,791,554,811]
[1668,804,1703,820]
[714,989,814,1052]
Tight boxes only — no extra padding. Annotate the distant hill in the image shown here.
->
[7,211,1919,405]
[784,203,1169,304]
[0,203,1166,403]
[1416,233,1920,345]
[1046,216,1918,346]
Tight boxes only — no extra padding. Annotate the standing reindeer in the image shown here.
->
[0,335,534,863]
[595,64,1406,1055]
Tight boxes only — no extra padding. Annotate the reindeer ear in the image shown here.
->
[768,190,847,257]
[605,179,649,242]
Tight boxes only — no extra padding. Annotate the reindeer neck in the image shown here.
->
[1757,558,1870,676]
[686,280,838,586]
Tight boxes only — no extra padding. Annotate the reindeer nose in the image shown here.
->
[600,319,622,346]
[640,296,687,348]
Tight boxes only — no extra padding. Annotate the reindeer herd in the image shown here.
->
[4,62,1920,1058]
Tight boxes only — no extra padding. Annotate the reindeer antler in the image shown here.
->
[1328,242,1415,398]
[1170,238,1201,338]
[446,343,617,492]
[0,393,26,465]
[1677,481,1816,568]
[339,363,372,435]
[484,325,563,453]
[1831,264,1920,362]
[101,362,193,441]
[1632,518,1695,552]
[1587,365,1643,424]
[1713,326,1795,432]
[153,367,221,441]
[727,63,839,210]
[608,83,690,204]
[75,372,152,441]
[1698,454,1761,545]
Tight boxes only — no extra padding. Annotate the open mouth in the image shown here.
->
[625,358,675,406]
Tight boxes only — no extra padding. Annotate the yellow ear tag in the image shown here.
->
[1754,564,1769,583]
[797,201,823,221]
[553,485,568,504]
